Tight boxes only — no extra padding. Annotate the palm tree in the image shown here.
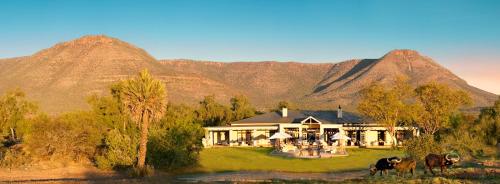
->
[120,69,166,169]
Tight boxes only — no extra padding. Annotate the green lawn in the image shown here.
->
[193,147,404,173]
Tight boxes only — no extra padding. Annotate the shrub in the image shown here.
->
[438,112,490,160]
[0,144,31,167]
[440,127,485,160]
[95,128,139,169]
[148,104,204,170]
[403,134,443,164]
[24,112,103,163]
[128,164,154,177]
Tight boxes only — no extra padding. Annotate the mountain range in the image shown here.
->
[0,35,497,113]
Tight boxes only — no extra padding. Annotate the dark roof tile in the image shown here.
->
[231,110,363,124]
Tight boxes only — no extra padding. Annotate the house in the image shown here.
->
[203,106,418,148]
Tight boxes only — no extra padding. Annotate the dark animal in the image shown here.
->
[369,157,401,176]
[392,157,417,177]
[424,153,460,175]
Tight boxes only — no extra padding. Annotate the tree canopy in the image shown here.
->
[230,95,256,121]
[357,78,413,146]
[0,89,37,140]
[414,82,472,135]
[196,95,233,126]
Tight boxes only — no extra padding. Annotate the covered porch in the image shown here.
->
[203,126,279,147]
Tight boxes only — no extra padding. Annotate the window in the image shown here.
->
[236,130,246,142]
[284,128,299,138]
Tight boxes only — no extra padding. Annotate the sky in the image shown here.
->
[0,0,499,94]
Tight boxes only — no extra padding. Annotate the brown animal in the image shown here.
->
[392,157,417,177]
[424,153,460,175]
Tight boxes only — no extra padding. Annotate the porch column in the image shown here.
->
[319,126,324,141]
[341,129,348,146]
[252,129,257,146]
[227,130,232,146]
[211,131,215,146]
[298,126,302,140]
[206,130,212,147]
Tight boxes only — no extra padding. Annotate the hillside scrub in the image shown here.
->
[0,73,228,171]
[26,112,104,163]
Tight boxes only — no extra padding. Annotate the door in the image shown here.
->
[378,131,386,146]
[245,131,252,145]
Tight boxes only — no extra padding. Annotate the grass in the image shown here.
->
[191,147,404,173]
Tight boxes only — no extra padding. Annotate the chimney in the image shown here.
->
[282,107,288,117]
[337,105,343,119]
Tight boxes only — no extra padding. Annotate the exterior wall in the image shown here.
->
[365,130,379,146]
[229,130,238,146]
[253,129,272,146]
[385,131,393,145]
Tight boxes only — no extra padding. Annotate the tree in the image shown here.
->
[357,78,412,147]
[87,94,131,131]
[414,82,472,135]
[120,69,167,169]
[230,95,256,121]
[196,95,232,126]
[0,89,37,141]
[276,101,294,110]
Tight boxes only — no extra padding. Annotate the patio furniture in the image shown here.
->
[331,132,351,155]
[282,144,297,152]
[269,132,293,152]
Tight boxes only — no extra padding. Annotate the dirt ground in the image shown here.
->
[175,170,366,182]
[0,163,498,183]
[0,166,365,183]
[0,166,130,183]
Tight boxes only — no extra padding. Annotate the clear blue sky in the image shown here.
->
[0,0,499,93]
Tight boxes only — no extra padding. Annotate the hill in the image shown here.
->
[0,35,496,113]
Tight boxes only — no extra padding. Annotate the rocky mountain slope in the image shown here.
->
[0,35,496,113]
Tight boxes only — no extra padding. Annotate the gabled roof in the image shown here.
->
[231,110,363,125]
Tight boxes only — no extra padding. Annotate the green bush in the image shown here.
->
[148,104,204,170]
[95,128,139,169]
[403,134,443,164]
[441,127,485,160]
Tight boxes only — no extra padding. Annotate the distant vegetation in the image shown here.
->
[0,70,498,176]
[0,69,258,174]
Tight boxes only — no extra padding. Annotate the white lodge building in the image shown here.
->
[203,107,419,148]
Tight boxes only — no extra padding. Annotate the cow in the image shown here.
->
[369,157,401,176]
[424,153,460,175]
[392,157,417,177]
